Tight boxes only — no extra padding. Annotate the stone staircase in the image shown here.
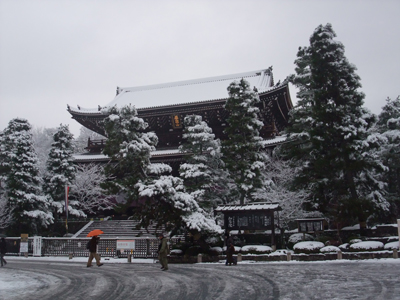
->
[73,220,163,238]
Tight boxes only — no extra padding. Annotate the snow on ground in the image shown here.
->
[1,255,400,298]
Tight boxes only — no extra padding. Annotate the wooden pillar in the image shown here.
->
[271,210,276,250]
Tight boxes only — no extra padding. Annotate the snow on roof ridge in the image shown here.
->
[119,69,269,94]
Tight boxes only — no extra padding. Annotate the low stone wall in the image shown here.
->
[168,250,398,264]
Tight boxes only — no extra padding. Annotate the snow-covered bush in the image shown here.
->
[349,241,384,251]
[293,241,324,254]
[384,241,399,250]
[320,246,341,253]
[269,249,293,256]
[170,249,183,256]
[338,243,350,252]
[210,246,223,254]
[287,233,314,249]
[349,238,363,244]
[240,245,273,255]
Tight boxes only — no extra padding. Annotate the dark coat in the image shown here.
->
[0,239,6,254]
[158,237,169,255]
[88,237,99,253]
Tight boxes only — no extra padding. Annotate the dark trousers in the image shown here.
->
[0,254,6,267]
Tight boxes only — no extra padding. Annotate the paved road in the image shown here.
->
[1,260,400,300]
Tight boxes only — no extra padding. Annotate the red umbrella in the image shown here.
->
[87,229,104,237]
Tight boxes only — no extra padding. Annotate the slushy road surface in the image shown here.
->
[1,259,399,300]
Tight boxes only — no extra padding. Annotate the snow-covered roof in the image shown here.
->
[69,69,274,113]
[73,148,181,162]
[215,202,281,212]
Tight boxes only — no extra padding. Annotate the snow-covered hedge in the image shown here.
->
[210,246,223,254]
[384,241,399,250]
[269,249,293,256]
[349,241,384,251]
[320,246,341,253]
[293,241,325,254]
[240,245,273,254]
[170,249,183,256]
[349,238,362,244]
[288,233,314,249]
[338,243,350,251]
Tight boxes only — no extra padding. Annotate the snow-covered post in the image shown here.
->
[337,250,343,260]
[398,219,400,252]
[197,253,202,263]
[287,252,291,261]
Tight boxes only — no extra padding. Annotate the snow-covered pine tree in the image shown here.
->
[136,163,222,237]
[280,23,388,229]
[44,124,79,219]
[375,96,400,221]
[0,193,13,229]
[0,118,53,233]
[179,115,229,209]
[101,104,158,210]
[222,79,267,205]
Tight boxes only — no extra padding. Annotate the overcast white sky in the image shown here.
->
[0,0,399,137]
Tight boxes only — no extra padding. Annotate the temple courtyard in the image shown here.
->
[1,257,399,299]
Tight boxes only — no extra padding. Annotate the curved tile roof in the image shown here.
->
[69,69,274,114]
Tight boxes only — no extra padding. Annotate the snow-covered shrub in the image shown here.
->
[349,238,363,244]
[240,245,273,255]
[293,241,325,254]
[210,246,223,254]
[338,243,350,252]
[269,249,293,256]
[287,233,314,249]
[170,249,183,256]
[349,241,384,251]
[320,246,341,253]
[384,241,399,250]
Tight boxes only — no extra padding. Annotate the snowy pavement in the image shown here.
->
[1,256,400,300]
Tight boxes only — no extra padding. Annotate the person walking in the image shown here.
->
[158,233,169,271]
[87,236,103,267]
[0,238,7,267]
[226,242,235,266]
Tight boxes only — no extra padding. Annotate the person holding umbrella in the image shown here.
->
[87,229,104,267]
[0,237,7,267]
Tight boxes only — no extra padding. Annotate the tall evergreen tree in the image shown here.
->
[280,23,388,229]
[101,104,158,210]
[375,96,400,221]
[0,118,53,233]
[179,115,229,209]
[102,105,222,238]
[44,124,79,218]
[222,79,267,205]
